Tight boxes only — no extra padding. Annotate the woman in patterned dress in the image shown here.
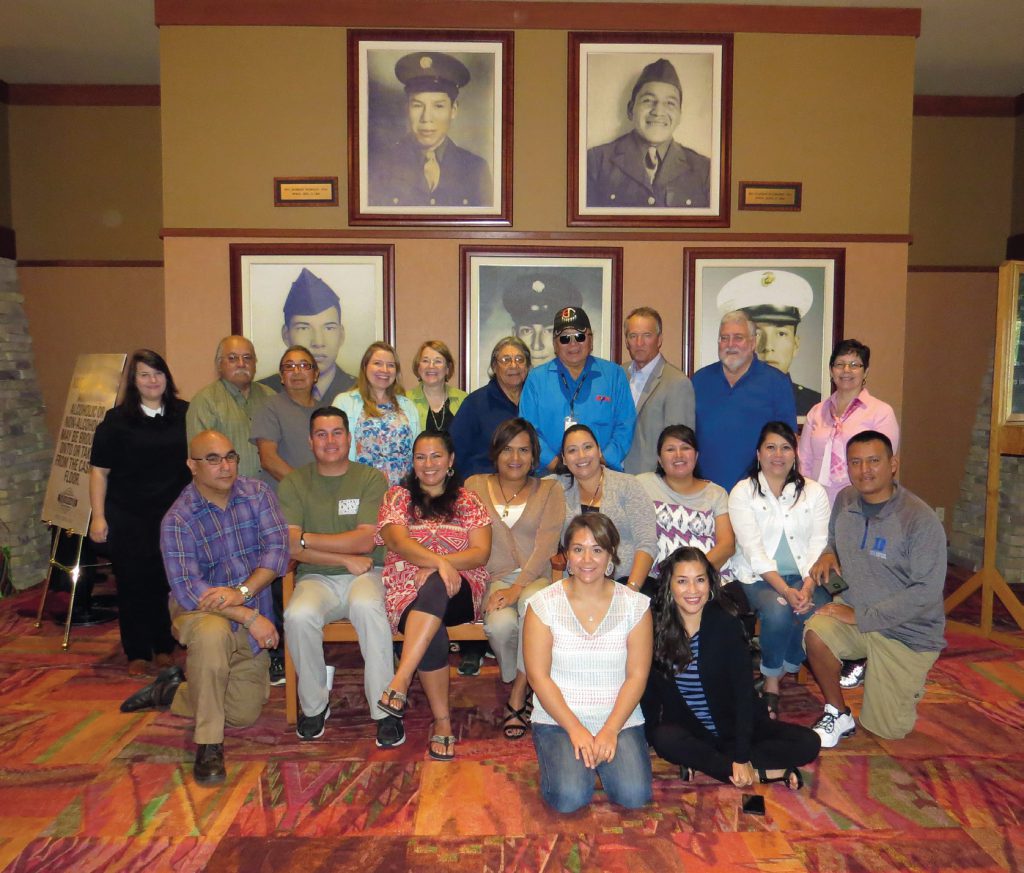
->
[333,341,420,487]
[375,430,492,761]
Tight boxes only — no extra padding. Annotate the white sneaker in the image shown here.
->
[813,704,856,748]
[839,659,866,689]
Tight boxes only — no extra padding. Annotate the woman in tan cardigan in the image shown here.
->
[467,418,566,739]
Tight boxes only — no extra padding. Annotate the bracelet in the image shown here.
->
[242,611,258,630]
[299,531,306,550]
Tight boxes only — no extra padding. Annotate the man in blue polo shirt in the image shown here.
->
[692,310,796,490]
[520,305,635,471]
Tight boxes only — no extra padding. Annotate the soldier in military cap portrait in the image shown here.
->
[501,272,584,368]
[716,270,822,416]
[260,268,356,402]
[586,57,711,209]
[368,50,492,208]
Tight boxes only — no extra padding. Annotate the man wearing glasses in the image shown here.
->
[519,305,635,471]
[187,335,275,478]
[120,430,289,785]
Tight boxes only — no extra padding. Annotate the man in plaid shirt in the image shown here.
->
[119,430,289,784]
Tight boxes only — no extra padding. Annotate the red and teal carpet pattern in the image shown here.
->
[2,579,1024,872]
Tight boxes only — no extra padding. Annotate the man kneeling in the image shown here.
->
[120,430,289,784]
[804,430,946,747]
[279,407,400,747]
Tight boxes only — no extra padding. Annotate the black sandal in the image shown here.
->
[429,716,455,761]
[758,767,803,791]
[377,688,408,718]
[679,766,695,782]
[762,691,780,720]
[502,702,530,740]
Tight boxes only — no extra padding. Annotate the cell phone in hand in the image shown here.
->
[742,794,766,816]
[825,570,849,595]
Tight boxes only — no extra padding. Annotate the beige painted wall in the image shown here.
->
[902,270,998,531]
[0,101,11,228]
[160,28,915,234]
[909,115,1015,267]
[20,266,166,439]
[8,105,163,260]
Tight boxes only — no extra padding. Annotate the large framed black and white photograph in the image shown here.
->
[460,246,623,391]
[229,244,395,396]
[569,32,732,227]
[348,29,513,226]
[684,248,846,418]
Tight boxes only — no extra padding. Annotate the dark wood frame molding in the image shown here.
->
[16,259,163,267]
[906,265,1000,273]
[6,84,160,106]
[913,95,1020,118]
[458,243,623,388]
[155,1,921,36]
[0,227,16,261]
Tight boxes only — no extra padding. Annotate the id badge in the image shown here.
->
[564,415,577,430]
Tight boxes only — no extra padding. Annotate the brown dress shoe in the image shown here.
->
[154,653,175,669]
[193,743,226,784]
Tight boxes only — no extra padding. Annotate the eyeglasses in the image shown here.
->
[191,451,240,466]
[497,354,527,365]
[281,360,314,371]
[832,361,865,371]
[557,331,588,345]
[223,353,254,365]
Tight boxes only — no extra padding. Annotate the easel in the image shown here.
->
[34,523,112,651]
[944,260,1024,648]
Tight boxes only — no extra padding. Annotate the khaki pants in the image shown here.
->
[805,613,938,740]
[483,575,551,682]
[170,603,269,744]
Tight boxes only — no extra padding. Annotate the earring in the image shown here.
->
[708,589,716,600]
[567,566,574,576]
[446,467,454,478]
[606,562,614,577]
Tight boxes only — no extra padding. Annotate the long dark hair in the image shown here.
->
[555,423,603,478]
[120,349,180,420]
[653,547,733,676]
[403,430,464,521]
[488,417,540,474]
[655,424,698,478]
[744,421,805,499]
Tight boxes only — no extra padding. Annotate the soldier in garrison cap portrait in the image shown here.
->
[502,272,584,368]
[260,268,356,401]
[368,51,492,208]
[587,57,710,209]
[716,269,822,416]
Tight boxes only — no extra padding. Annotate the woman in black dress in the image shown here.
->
[89,350,191,676]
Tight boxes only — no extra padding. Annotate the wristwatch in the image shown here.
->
[238,584,253,602]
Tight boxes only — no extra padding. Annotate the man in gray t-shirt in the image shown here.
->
[803,430,946,747]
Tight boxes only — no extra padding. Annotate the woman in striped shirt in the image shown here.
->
[640,547,819,790]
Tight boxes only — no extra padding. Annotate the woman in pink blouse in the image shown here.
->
[798,339,900,505]
[375,431,492,761]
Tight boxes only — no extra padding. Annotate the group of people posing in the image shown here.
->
[98,297,945,812]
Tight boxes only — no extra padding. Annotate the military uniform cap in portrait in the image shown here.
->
[351,32,511,223]
[715,269,813,324]
[502,272,584,329]
[283,268,341,322]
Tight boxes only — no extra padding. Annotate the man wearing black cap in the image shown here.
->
[519,305,635,472]
[501,272,583,368]
[369,51,491,208]
[587,58,710,209]
[261,268,356,402]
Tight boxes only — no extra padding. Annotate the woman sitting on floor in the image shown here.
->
[641,546,820,790]
[466,418,566,739]
[375,430,491,761]
[524,513,653,813]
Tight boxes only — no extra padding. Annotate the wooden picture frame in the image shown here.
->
[459,245,623,390]
[569,32,732,227]
[684,248,846,419]
[229,243,395,391]
[348,29,513,226]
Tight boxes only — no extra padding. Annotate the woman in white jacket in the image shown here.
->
[728,421,831,719]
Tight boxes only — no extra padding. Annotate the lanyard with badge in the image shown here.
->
[559,370,587,431]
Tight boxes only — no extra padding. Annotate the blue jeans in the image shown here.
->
[532,722,652,813]
[747,574,831,677]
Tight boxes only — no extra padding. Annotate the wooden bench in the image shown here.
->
[281,570,488,725]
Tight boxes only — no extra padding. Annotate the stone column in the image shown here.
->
[0,258,53,589]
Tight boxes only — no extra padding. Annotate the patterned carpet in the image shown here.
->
[3,578,1024,873]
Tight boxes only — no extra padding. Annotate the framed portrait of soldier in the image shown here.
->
[684,248,846,420]
[348,29,513,226]
[569,32,732,227]
[460,245,623,390]
[229,244,395,397]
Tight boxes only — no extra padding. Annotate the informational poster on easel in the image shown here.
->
[40,354,127,533]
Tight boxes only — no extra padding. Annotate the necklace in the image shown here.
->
[429,402,447,431]
[496,476,526,518]
[579,469,605,507]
